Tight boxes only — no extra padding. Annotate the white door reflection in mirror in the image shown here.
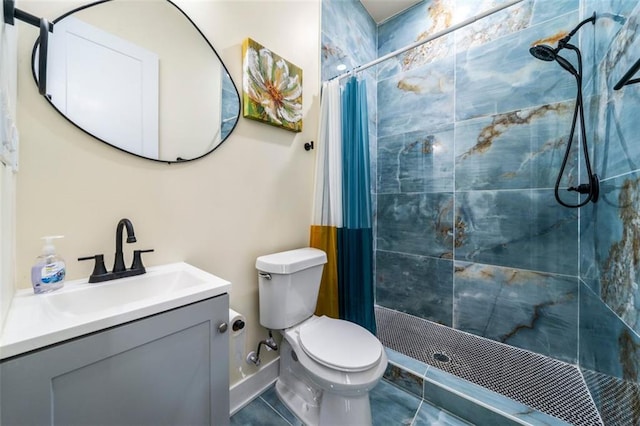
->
[34,0,240,163]
[49,17,159,159]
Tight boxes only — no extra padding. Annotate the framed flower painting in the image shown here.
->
[242,38,303,132]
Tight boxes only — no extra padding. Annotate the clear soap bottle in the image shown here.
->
[31,236,66,294]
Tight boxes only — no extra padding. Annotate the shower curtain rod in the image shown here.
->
[331,0,524,81]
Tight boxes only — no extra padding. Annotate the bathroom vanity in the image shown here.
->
[0,263,231,425]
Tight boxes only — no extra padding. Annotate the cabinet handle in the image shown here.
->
[218,322,228,334]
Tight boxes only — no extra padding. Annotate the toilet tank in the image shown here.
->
[256,248,328,330]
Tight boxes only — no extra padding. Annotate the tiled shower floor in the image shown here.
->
[375,306,603,426]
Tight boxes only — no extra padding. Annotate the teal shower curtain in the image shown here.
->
[338,76,376,334]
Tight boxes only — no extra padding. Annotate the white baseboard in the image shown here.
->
[229,357,280,416]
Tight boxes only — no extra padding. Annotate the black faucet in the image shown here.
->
[113,218,136,273]
[78,218,154,283]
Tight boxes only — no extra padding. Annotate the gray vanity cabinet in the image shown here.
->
[0,294,230,426]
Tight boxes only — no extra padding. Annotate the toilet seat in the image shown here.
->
[298,316,382,372]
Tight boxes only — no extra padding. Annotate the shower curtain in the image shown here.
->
[311,76,376,334]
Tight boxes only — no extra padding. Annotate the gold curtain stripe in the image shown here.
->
[310,225,340,318]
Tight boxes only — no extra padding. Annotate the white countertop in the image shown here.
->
[0,262,230,360]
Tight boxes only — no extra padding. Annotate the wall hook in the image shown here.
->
[304,141,314,151]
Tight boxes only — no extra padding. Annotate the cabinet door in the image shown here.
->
[1,295,229,426]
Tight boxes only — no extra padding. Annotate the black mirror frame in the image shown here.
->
[30,0,241,164]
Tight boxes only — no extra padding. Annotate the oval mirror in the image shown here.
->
[32,0,240,163]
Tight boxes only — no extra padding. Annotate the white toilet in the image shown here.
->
[256,247,388,426]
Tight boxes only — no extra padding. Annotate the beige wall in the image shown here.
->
[15,0,321,385]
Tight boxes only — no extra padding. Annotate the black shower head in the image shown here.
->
[529,44,578,76]
[529,45,557,61]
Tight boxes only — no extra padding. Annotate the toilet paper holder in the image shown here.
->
[232,317,245,332]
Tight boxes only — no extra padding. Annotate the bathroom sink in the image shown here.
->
[0,262,230,359]
[45,265,217,316]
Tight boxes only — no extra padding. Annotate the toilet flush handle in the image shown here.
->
[258,272,272,280]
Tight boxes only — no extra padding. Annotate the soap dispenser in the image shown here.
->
[31,236,66,294]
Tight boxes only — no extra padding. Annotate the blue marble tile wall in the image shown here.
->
[321,0,640,406]
[321,0,378,196]
[374,0,585,364]
[374,0,640,379]
[579,0,640,391]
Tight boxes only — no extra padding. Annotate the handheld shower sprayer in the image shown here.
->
[529,12,596,65]
[529,12,598,208]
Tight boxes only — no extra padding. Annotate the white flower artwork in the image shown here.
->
[242,38,303,132]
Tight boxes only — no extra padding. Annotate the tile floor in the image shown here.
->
[230,379,472,426]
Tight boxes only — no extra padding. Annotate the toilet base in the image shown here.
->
[275,338,375,426]
[275,378,373,426]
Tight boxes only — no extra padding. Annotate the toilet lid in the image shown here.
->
[298,316,382,372]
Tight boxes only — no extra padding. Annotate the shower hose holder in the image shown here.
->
[568,174,599,203]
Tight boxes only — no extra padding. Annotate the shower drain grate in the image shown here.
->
[375,306,604,426]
